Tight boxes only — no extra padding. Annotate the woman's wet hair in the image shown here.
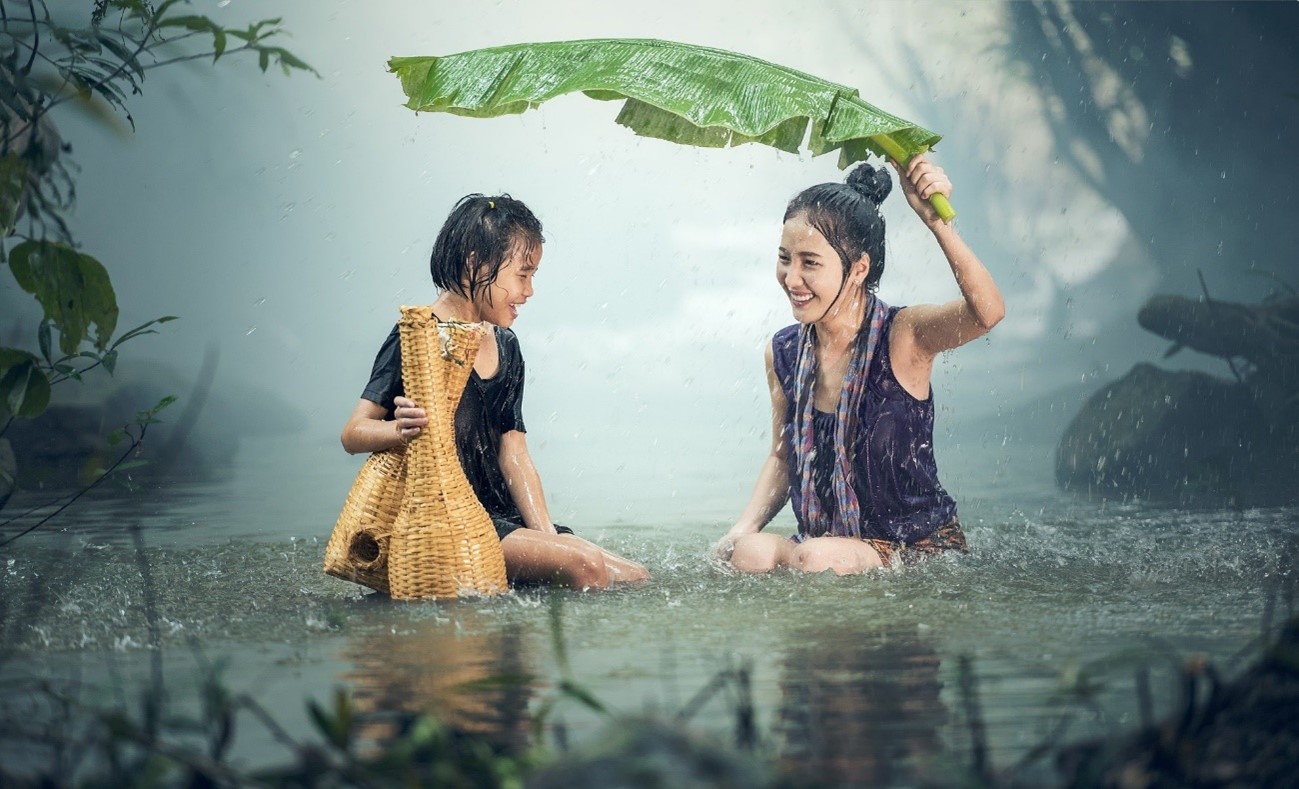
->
[784,163,891,291]
[429,194,543,303]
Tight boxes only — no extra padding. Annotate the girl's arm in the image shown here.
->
[890,155,1005,362]
[340,396,427,454]
[498,430,560,535]
[714,342,792,551]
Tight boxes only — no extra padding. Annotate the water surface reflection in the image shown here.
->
[777,622,949,786]
[341,607,536,753]
[1,435,1294,784]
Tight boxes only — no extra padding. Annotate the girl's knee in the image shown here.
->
[566,546,611,590]
[614,560,651,583]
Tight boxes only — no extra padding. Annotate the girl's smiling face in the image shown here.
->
[471,240,541,328]
[779,214,853,324]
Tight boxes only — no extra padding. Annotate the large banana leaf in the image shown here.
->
[389,38,955,221]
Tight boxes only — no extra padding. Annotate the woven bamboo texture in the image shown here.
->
[386,307,509,599]
[323,446,406,594]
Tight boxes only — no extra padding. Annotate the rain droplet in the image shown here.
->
[245,327,257,336]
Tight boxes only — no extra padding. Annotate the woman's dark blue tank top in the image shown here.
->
[772,307,957,544]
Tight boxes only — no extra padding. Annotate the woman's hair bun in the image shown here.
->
[845,162,892,205]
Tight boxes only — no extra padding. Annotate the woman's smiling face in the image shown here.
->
[778,214,849,324]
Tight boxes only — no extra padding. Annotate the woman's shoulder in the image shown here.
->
[772,323,800,349]
[872,304,933,404]
[770,324,801,384]
[773,323,800,340]
[771,324,801,361]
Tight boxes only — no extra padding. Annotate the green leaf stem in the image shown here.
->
[390,38,955,220]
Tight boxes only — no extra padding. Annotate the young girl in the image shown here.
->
[342,194,649,590]
[713,156,1004,575]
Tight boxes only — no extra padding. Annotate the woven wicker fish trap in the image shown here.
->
[323,446,405,594]
[386,306,509,599]
[324,307,509,599]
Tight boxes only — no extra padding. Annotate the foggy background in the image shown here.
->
[4,0,1296,529]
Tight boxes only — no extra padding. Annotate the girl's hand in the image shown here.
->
[890,154,953,230]
[392,395,428,445]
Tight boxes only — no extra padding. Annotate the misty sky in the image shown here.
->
[3,0,1234,523]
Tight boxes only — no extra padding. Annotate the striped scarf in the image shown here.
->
[791,295,890,538]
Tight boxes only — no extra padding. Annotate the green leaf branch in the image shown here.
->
[0,314,176,433]
[0,393,175,546]
[0,1,310,481]
[2,1,316,242]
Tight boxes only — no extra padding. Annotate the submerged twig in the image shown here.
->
[0,396,173,547]
[1136,666,1153,729]
[732,659,755,751]
[675,670,729,724]
[128,522,167,751]
[958,654,992,783]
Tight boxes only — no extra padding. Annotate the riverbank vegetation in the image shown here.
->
[0,0,313,517]
[3,564,1295,787]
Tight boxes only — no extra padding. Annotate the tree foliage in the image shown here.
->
[1006,2,1299,295]
[0,0,313,438]
[0,1,312,529]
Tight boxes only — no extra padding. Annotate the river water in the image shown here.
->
[2,432,1294,785]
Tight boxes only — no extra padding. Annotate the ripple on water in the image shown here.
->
[2,496,1294,781]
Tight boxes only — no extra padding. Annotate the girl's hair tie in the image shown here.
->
[487,200,495,209]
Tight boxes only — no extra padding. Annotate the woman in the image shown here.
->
[342,193,649,590]
[713,156,1004,574]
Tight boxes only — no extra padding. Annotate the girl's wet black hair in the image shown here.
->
[429,193,543,304]
[783,163,891,291]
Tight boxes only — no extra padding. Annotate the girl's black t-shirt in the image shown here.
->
[360,323,527,521]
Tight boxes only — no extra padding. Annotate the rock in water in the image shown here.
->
[1055,363,1274,505]
[0,438,15,510]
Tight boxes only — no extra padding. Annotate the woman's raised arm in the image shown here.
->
[891,155,1005,360]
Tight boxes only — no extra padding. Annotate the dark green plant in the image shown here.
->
[0,593,781,788]
[0,0,314,522]
[530,595,612,748]
[0,393,173,546]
